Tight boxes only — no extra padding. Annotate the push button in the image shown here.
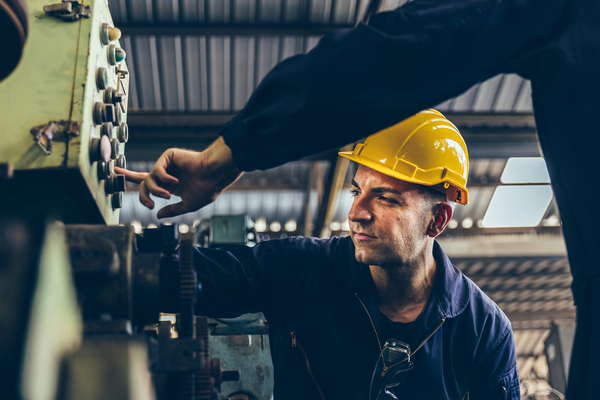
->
[90,136,111,163]
[112,192,123,210]
[96,67,109,90]
[100,122,113,139]
[110,138,120,160]
[107,44,126,66]
[105,174,126,195]
[100,23,122,46]
[117,123,128,143]
[114,105,122,125]
[94,102,116,125]
[97,160,114,180]
[115,154,126,169]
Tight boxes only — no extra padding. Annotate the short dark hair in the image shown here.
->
[419,186,448,214]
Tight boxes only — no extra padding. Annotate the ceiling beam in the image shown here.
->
[126,112,233,127]
[446,113,536,129]
[505,309,575,322]
[440,235,567,258]
[126,112,536,129]
[119,23,351,37]
[125,112,541,160]
[484,288,573,301]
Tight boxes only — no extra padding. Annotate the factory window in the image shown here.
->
[483,158,554,228]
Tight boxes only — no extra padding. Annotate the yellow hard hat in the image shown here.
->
[339,109,469,205]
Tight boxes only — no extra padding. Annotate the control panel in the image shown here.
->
[0,0,129,224]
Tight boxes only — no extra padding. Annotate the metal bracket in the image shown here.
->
[67,120,81,137]
[115,63,128,112]
[30,122,58,155]
[44,1,91,22]
[30,120,81,155]
[152,321,204,372]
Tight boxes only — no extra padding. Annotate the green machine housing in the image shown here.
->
[0,0,129,225]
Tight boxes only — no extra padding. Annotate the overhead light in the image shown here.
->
[330,221,341,231]
[483,186,553,227]
[501,157,551,184]
[270,221,281,232]
[341,220,350,231]
[147,223,158,229]
[130,221,142,234]
[179,224,190,234]
[448,220,458,229]
[284,219,297,232]
[255,218,267,232]
[461,218,473,229]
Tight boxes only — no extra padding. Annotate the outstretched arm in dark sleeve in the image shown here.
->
[192,238,289,318]
[221,0,565,171]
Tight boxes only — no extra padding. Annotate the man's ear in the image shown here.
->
[427,202,453,238]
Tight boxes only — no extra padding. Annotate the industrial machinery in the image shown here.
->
[1,219,246,400]
[0,1,258,399]
[0,0,129,224]
[195,216,274,400]
[544,322,575,396]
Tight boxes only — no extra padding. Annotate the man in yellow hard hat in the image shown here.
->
[118,110,518,399]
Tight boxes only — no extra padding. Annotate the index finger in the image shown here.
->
[153,152,180,185]
[115,167,147,184]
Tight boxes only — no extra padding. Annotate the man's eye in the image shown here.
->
[379,196,395,203]
[349,189,360,197]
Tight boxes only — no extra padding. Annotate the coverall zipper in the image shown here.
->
[291,331,326,400]
[354,293,446,377]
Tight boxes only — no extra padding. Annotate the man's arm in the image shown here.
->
[116,137,242,218]
[191,239,290,317]
[221,0,565,171]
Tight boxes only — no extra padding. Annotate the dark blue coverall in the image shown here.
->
[219,1,600,398]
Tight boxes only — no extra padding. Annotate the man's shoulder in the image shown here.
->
[464,274,511,328]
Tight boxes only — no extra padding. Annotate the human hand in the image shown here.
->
[115,137,243,218]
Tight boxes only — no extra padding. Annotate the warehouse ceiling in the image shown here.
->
[108,0,573,393]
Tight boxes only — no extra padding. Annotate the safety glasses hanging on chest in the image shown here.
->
[370,340,414,400]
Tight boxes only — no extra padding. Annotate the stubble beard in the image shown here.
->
[352,231,423,279]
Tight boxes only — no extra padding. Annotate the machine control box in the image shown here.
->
[0,0,129,224]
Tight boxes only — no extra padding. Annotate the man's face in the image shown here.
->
[348,165,431,268]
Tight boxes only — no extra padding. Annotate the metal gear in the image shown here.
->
[178,236,197,400]
[195,316,215,400]
[179,237,196,338]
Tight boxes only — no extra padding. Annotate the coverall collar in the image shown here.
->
[336,239,471,321]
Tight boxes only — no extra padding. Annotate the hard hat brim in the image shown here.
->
[339,151,469,205]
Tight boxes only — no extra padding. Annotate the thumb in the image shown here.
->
[157,201,190,219]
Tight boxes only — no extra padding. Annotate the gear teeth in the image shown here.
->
[196,316,213,399]
[179,238,196,338]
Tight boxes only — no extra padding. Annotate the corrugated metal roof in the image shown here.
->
[110,0,362,25]
[110,0,533,114]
